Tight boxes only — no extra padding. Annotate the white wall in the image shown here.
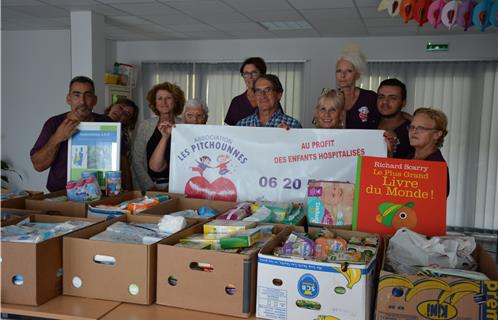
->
[1,30,71,192]
[117,33,498,126]
[1,30,117,192]
[2,30,496,192]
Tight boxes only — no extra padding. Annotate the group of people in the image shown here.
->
[31,48,450,196]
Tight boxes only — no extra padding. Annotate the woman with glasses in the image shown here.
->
[408,107,450,196]
[132,82,185,191]
[312,89,346,129]
[104,98,139,190]
[335,46,380,129]
[224,57,267,125]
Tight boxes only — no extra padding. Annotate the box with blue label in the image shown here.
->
[256,226,380,320]
[307,180,355,227]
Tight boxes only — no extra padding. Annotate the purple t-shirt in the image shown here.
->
[30,112,112,192]
[224,91,256,126]
[393,119,414,159]
[409,149,449,197]
[346,88,380,129]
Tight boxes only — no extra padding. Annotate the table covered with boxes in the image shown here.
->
[2,126,498,320]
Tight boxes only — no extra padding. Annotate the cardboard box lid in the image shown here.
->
[26,190,92,217]
[1,190,43,209]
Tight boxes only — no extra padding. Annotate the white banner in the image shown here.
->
[169,125,386,202]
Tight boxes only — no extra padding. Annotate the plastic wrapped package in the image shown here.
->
[1,221,93,243]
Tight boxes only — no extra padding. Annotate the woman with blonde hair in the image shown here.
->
[313,89,346,129]
[408,107,449,196]
[132,82,185,191]
[335,46,380,129]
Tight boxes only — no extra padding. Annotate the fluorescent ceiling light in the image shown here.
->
[260,20,312,31]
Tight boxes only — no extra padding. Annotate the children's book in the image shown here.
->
[352,156,447,236]
[67,122,121,187]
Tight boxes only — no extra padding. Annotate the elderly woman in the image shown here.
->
[408,107,449,196]
[132,82,185,191]
[182,99,209,124]
[104,98,139,190]
[148,99,208,174]
[313,89,346,129]
[336,47,380,129]
[224,57,267,125]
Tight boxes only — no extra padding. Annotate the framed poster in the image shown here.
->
[67,122,121,186]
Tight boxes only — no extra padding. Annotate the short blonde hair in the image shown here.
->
[146,82,185,117]
[314,89,346,129]
[414,107,448,148]
[337,45,368,77]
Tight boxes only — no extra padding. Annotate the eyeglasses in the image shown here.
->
[407,125,439,132]
[241,71,259,78]
[254,87,274,96]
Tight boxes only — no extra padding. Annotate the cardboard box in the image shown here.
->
[1,208,45,226]
[147,197,236,219]
[1,190,43,209]
[63,214,196,304]
[375,240,498,320]
[86,190,178,219]
[25,190,101,217]
[155,223,282,318]
[256,227,380,320]
[0,214,99,305]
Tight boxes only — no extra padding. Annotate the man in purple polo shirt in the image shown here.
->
[30,76,111,192]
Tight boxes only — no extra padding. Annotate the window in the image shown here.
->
[365,61,498,230]
[141,61,304,124]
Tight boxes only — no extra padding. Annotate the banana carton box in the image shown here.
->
[376,242,498,320]
[256,226,381,320]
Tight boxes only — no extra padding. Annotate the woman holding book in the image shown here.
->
[408,107,449,196]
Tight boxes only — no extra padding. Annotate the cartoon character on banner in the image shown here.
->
[184,153,237,202]
[191,155,212,177]
[216,154,231,175]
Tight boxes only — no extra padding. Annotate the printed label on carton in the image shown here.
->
[257,286,287,320]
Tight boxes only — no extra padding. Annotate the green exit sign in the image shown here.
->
[426,42,449,52]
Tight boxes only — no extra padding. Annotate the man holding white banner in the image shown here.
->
[236,74,302,129]
[169,125,386,203]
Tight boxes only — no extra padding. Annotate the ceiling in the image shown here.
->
[2,0,496,41]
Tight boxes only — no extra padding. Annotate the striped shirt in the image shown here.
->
[236,109,302,128]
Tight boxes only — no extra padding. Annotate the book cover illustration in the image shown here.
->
[352,156,447,236]
[68,122,121,187]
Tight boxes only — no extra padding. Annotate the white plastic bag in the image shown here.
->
[386,228,476,274]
